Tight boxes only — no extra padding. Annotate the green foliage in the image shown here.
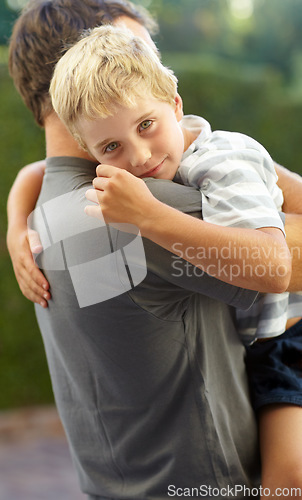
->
[0,1,18,45]
[145,0,302,81]
[0,263,53,408]
[0,60,53,409]
[1,0,302,410]
[163,51,302,173]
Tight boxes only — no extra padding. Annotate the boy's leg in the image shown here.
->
[259,404,302,498]
[245,320,302,498]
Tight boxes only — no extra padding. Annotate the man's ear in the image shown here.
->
[174,93,184,121]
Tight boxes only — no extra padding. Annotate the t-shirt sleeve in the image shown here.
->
[181,131,285,234]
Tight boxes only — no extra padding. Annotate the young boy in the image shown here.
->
[49,24,301,347]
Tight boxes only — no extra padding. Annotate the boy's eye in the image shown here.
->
[140,120,152,131]
[105,142,119,152]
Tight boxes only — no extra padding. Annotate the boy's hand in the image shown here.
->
[85,164,159,227]
[6,225,50,307]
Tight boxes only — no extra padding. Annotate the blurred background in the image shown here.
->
[1,0,302,412]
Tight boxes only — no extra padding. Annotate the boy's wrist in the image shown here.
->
[139,200,178,240]
[138,198,167,237]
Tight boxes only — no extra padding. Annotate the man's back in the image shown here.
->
[33,156,260,498]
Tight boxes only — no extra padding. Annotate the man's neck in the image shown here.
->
[44,112,96,161]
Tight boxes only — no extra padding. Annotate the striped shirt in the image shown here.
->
[176,115,302,344]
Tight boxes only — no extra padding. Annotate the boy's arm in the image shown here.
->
[6,160,50,307]
[86,165,292,293]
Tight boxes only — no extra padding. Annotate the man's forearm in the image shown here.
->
[7,160,46,227]
[6,160,50,307]
[284,214,302,292]
[275,163,302,214]
[274,163,302,290]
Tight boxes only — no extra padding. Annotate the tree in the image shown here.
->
[0,1,18,45]
[143,0,302,80]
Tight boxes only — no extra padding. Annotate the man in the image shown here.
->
[6,0,302,498]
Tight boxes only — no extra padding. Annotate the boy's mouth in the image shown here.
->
[139,158,165,178]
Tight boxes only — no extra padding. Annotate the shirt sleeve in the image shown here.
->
[180,130,285,234]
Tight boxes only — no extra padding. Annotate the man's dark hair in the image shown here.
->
[9,0,157,126]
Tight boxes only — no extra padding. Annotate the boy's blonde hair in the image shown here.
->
[50,24,178,149]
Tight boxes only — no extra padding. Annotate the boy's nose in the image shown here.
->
[129,146,151,169]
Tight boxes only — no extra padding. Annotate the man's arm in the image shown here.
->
[6,160,50,307]
[283,214,302,292]
[274,163,302,291]
[275,163,302,214]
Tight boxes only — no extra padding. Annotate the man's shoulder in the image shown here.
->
[144,178,202,216]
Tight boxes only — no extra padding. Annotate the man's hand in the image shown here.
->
[6,225,50,307]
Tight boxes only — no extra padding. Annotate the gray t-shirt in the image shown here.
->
[33,156,260,499]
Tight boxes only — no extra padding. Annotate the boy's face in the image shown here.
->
[77,94,186,180]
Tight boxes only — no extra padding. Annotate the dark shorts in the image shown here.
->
[245,319,302,411]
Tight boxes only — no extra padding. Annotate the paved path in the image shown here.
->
[0,406,86,500]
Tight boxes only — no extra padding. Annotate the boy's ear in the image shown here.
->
[174,93,184,121]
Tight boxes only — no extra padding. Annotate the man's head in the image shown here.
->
[9,0,156,127]
[50,25,185,180]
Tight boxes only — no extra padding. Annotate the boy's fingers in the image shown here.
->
[96,164,117,177]
[86,187,104,205]
[85,188,99,203]
[92,177,109,191]
[84,204,104,220]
